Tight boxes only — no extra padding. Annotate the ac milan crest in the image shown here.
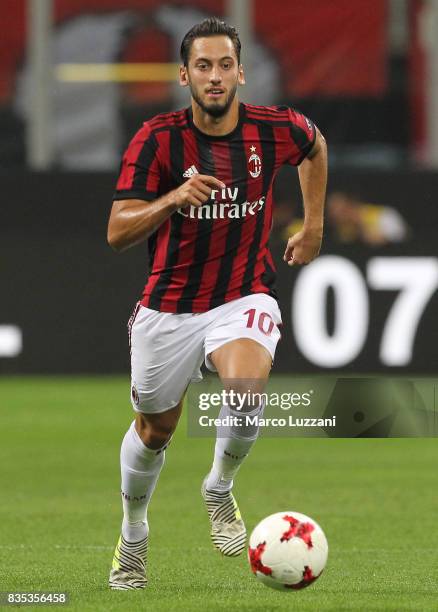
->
[131,386,139,405]
[248,145,262,178]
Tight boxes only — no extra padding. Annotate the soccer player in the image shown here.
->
[107,17,327,589]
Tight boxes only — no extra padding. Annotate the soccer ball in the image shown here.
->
[248,511,328,591]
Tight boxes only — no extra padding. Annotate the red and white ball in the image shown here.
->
[248,511,328,591]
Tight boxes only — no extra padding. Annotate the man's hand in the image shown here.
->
[108,174,226,252]
[283,226,323,266]
[172,174,225,209]
[284,127,327,266]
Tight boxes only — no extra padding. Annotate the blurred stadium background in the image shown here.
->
[1,2,438,610]
[1,0,437,376]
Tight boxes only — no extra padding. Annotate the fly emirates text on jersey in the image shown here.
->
[177,186,266,220]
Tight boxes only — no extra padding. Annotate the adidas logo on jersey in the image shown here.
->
[183,165,199,178]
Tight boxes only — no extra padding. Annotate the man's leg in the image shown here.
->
[121,402,183,539]
[109,303,206,588]
[202,338,272,556]
[206,338,271,490]
[109,399,183,590]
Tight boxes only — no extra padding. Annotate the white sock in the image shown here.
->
[205,403,264,492]
[120,421,168,542]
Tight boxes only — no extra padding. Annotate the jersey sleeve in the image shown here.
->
[113,123,161,201]
[285,107,317,166]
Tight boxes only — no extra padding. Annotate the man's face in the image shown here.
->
[180,36,245,118]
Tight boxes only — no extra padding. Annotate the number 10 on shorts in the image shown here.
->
[244,309,275,336]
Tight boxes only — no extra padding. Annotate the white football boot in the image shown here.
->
[109,534,148,590]
[201,476,247,557]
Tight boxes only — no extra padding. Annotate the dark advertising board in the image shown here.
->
[0,171,437,374]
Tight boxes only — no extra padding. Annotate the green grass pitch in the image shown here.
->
[0,377,437,611]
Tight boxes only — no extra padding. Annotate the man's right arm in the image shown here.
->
[107,174,225,252]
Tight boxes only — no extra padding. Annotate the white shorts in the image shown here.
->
[129,294,282,414]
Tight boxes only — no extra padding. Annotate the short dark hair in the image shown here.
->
[180,17,241,66]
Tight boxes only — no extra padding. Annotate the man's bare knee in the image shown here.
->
[135,414,174,449]
[134,400,183,449]
[211,338,272,381]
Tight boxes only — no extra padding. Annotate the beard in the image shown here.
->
[189,82,238,118]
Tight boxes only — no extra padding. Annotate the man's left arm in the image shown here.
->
[283,127,327,266]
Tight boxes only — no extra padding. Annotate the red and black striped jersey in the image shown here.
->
[114,102,316,313]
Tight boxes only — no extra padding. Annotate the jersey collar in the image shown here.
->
[186,102,245,141]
